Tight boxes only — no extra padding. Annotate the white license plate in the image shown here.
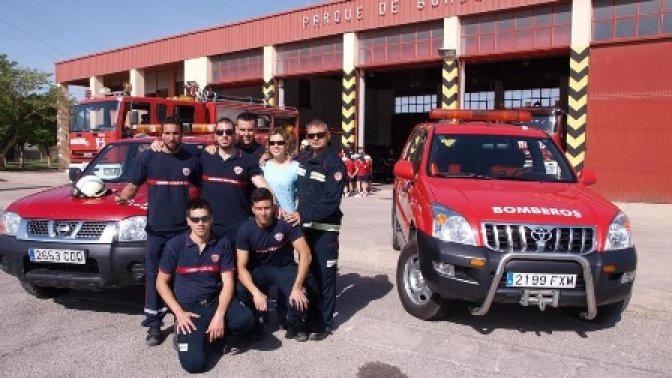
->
[506,272,576,288]
[28,248,86,265]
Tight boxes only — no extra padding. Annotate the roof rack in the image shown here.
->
[206,93,266,105]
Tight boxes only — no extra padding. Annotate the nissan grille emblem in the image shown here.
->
[54,222,71,236]
[530,226,554,251]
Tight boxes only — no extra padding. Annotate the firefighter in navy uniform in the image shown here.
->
[116,118,201,346]
[235,112,267,161]
[284,119,346,341]
[157,198,256,374]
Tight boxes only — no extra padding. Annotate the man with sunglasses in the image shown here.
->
[200,117,270,244]
[116,117,201,346]
[157,198,256,373]
[284,119,346,341]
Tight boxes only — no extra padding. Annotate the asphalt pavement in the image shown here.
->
[0,171,671,377]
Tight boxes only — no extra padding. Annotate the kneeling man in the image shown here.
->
[157,198,256,373]
[236,188,314,342]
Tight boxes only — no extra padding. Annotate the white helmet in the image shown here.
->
[73,175,107,198]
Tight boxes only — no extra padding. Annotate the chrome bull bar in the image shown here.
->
[470,252,597,320]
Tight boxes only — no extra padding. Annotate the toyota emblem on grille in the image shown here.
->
[530,226,554,251]
[54,222,71,236]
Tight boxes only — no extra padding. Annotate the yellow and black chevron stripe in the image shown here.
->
[441,58,458,109]
[342,69,356,147]
[263,79,276,106]
[567,47,589,171]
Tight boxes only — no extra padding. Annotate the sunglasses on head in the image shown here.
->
[188,215,211,223]
[215,129,235,136]
[269,140,286,146]
[306,131,327,139]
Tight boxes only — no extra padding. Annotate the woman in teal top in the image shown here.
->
[262,128,299,214]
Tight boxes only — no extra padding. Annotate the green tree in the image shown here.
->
[0,54,55,169]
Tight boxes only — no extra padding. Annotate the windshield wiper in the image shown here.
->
[432,173,494,179]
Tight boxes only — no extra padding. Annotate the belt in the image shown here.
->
[303,221,340,232]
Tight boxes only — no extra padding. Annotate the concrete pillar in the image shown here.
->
[342,32,357,150]
[90,76,104,97]
[184,57,210,96]
[278,78,285,108]
[129,69,145,96]
[567,0,592,171]
[167,69,176,97]
[56,83,70,170]
[440,17,460,109]
[263,45,277,106]
[357,70,366,149]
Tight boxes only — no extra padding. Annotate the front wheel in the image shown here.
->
[20,281,69,299]
[396,238,446,320]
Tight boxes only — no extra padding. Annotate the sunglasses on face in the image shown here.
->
[188,215,211,223]
[306,131,328,140]
[215,129,235,136]
[269,140,286,146]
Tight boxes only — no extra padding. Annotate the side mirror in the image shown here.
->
[579,169,597,186]
[393,160,415,180]
[68,168,82,183]
[129,110,139,126]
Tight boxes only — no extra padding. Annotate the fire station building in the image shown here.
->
[55,0,672,202]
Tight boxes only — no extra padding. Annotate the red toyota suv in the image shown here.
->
[0,137,206,298]
[392,109,636,323]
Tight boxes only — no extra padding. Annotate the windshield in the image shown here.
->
[428,134,576,182]
[82,142,205,182]
[70,101,120,132]
[520,114,557,134]
[82,142,149,182]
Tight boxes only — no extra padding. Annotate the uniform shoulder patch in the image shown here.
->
[275,233,284,242]
[334,172,343,181]
[211,254,220,263]
[182,168,191,176]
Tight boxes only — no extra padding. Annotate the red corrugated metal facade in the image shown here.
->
[55,0,559,82]
[586,39,672,203]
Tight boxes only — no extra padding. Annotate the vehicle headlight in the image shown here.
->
[605,211,633,250]
[432,204,476,245]
[116,216,147,241]
[0,211,22,236]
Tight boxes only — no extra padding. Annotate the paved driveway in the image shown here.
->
[1,172,670,377]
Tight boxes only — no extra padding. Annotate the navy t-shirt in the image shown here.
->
[236,218,302,268]
[130,148,200,233]
[159,234,235,305]
[236,141,266,161]
[199,148,262,232]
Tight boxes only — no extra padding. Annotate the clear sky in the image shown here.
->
[0,0,322,97]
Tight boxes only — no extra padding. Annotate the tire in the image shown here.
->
[391,201,402,251]
[396,237,446,320]
[20,281,69,299]
[565,293,631,324]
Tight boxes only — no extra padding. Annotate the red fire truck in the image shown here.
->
[68,91,300,171]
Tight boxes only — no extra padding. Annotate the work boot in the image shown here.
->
[309,325,332,341]
[284,322,308,342]
[145,327,163,347]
